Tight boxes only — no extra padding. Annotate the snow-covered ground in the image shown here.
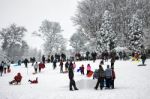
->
[0,59,150,99]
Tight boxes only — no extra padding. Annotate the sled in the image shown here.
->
[32,72,37,75]
[77,69,81,72]
[7,69,11,73]
[138,64,146,66]
[63,71,68,73]
[87,71,93,77]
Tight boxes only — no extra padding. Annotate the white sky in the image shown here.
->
[0,0,80,50]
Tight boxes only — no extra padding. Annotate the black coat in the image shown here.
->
[141,54,146,60]
[68,63,74,80]
[0,66,3,71]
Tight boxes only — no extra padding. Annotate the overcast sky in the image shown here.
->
[0,0,80,50]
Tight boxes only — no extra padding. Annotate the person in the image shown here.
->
[111,67,116,89]
[39,62,45,72]
[111,57,115,68]
[7,61,11,73]
[9,73,22,85]
[24,58,29,68]
[3,62,7,74]
[141,54,146,65]
[104,50,109,62]
[87,64,91,75]
[53,59,57,69]
[18,60,22,66]
[65,61,69,72]
[51,55,54,63]
[0,61,4,76]
[79,64,84,75]
[100,60,104,65]
[59,60,63,73]
[119,51,123,60]
[86,51,90,60]
[28,77,38,84]
[68,61,78,91]
[34,62,38,73]
[73,62,76,70]
[94,65,105,90]
[42,55,46,64]
[91,51,97,62]
[105,65,112,89]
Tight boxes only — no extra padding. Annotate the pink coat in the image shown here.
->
[87,65,91,71]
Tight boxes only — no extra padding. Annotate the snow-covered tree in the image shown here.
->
[0,24,28,61]
[96,10,117,52]
[70,30,87,53]
[38,20,66,55]
[127,13,144,51]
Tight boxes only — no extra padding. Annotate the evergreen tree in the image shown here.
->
[127,13,144,51]
[96,10,117,52]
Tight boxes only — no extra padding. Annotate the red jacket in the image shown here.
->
[14,73,22,82]
[39,63,45,69]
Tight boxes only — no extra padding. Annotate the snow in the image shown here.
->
[0,59,150,99]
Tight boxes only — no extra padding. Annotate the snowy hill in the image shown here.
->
[0,59,150,99]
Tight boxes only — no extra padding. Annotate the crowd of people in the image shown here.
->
[0,50,148,91]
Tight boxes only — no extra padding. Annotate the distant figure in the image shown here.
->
[59,60,63,73]
[9,73,22,85]
[65,61,69,72]
[111,57,115,68]
[51,55,54,63]
[111,67,116,89]
[73,62,76,69]
[0,61,4,76]
[34,62,39,73]
[68,61,78,91]
[3,62,7,74]
[141,54,146,65]
[24,58,29,68]
[39,62,45,72]
[28,77,38,84]
[91,51,97,62]
[86,51,90,60]
[100,60,104,65]
[53,59,57,69]
[42,55,46,64]
[18,60,21,66]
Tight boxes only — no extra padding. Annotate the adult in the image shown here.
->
[141,54,146,65]
[0,61,4,76]
[94,65,105,90]
[42,55,46,64]
[86,51,90,60]
[24,58,29,68]
[59,60,63,73]
[91,51,97,62]
[111,67,116,89]
[34,62,38,73]
[65,61,69,72]
[105,65,112,89]
[68,61,78,91]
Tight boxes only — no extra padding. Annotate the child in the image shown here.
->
[28,77,38,84]
[79,64,84,75]
[87,64,91,75]
[9,73,22,85]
